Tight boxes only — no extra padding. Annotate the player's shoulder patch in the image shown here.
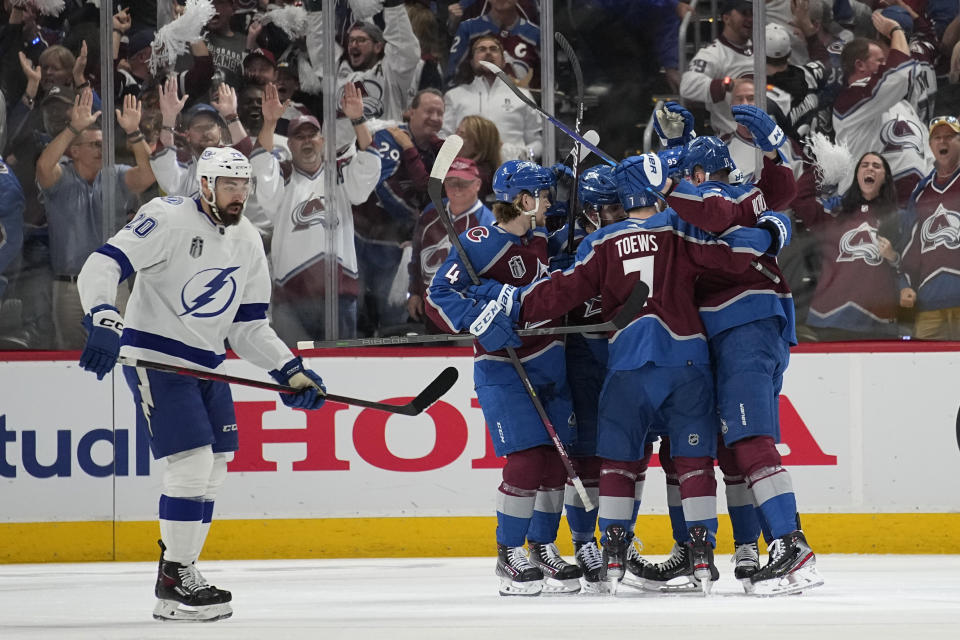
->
[466,226,490,243]
[161,196,184,205]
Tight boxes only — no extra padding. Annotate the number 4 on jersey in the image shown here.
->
[445,264,462,284]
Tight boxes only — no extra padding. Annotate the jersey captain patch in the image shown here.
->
[180,266,241,317]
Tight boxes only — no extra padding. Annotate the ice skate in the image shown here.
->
[574,539,607,594]
[750,530,824,596]
[621,538,652,590]
[527,542,582,594]
[153,541,232,622]
[601,524,629,594]
[640,544,700,593]
[733,541,760,594]
[688,525,719,596]
[496,544,543,596]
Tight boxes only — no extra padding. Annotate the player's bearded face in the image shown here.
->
[214,178,250,225]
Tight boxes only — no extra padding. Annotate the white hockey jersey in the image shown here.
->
[263,146,381,287]
[724,131,803,185]
[679,36,755,137]
[77,196,293,372]
[833,49,931,195]
[305,5,421,122]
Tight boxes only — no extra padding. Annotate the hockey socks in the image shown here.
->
[496,483,537,547]
[673,456,719,547]
[563,481,599,543]
[734,436,800,539]
[718,438,762,545]
[158,495,204,565]
[596,460,641,543]
[526,486,564,544]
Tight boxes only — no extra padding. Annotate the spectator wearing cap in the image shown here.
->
[152,78,257,199]
[898,115,960,339]
[260,82,381,344]
[440,34,542,161]
[446,0,541,89]
[406,156,493,330]
[353,88,445,336]
[309,0,420,122]
[679,0,755,136]
[834,10,932,204]
[243,47,278,87]
[35,89,156,349]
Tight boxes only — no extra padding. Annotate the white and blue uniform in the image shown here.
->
[78,195,296,457]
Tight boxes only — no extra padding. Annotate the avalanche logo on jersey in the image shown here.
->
[837,222,883,265]
[880,117,923,154]
[292,196,325,231]
[421,237,452,282]
[180,266,240,317]
[920,203,960,253]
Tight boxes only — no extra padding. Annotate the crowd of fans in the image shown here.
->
[2,0,960,349]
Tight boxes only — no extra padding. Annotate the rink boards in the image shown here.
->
[1,343,959,562]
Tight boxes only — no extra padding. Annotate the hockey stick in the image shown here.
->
[428,134,596,511]
[297,281,649,349]
[555,32,585,254]
[117,356,459,416]
[478,60,616,166]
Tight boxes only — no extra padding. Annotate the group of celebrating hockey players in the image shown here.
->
[426,100,824,598]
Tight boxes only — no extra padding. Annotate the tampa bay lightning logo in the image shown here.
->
[180,267,240,317]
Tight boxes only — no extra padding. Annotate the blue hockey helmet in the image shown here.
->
[493,160,556,203]
[614,153,666,211]
[578,164,619,208]
[682,136,736,176]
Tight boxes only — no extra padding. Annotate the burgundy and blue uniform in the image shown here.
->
[426,223,571,550]
[515,208,773,544]
[899,166,960,338]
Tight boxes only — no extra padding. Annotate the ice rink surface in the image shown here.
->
[2,554,959,640]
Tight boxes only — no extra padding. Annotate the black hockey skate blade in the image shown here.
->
[409,367,459,414]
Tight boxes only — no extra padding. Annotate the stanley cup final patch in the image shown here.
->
[190,236,204,258]
[508,255,526,279]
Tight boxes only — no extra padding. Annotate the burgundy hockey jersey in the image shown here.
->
[900,167,960,311]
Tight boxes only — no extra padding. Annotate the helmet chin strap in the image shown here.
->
[522,194,539,230]
[201,176,245,224]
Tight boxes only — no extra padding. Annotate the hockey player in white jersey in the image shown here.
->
[76,147,327,622]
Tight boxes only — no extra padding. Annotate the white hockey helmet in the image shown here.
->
[765,23,792,59]
[197,146,252,187]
